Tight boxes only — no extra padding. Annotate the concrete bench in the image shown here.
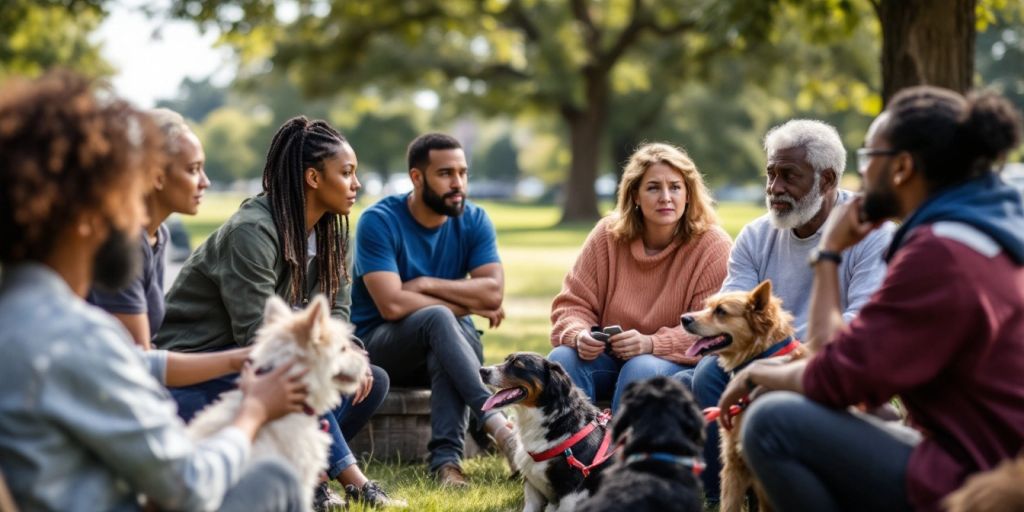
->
[348,387,483,462]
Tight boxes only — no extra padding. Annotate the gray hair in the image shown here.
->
[148,107,192,154]
[764,119,846,178]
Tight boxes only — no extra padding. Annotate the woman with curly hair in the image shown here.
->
[548,142,732,411]
[0,70,306,511]
[155,116,404,509]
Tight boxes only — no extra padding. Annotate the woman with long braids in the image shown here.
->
[155,116,405,509]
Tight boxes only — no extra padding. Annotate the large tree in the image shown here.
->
[0,0,111,78]
[872,0,977,102]
[170,0,775,222]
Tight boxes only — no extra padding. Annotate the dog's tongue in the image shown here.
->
[482,387,523,411]
[686,335,725,358]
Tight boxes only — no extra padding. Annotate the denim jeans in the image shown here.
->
[219,458,303,512]
[324,365,390,478]
[168,365,389,480]
[741,392,919,512]
[362,305,497,472]
[678,354,731,502]
[547,345,695,412]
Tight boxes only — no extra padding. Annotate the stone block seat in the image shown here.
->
[348,387,483,462]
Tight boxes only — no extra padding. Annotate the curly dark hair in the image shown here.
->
[885,86,1023,191]
[0,70,165,264]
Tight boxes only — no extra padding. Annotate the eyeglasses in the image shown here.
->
[856,148,900,174]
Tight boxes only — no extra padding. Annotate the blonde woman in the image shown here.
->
[549,143,731,411]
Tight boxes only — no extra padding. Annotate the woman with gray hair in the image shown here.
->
[88,108,211,348]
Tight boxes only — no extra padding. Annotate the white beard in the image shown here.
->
[766,173,823,230]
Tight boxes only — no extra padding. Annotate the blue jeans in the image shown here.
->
[169,365,389,479]
[678,354,731,502]
[548,345,695,412]
[362,305,497,472]
[741,392,919,512]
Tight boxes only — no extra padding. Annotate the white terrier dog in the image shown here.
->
[188,294,368,509]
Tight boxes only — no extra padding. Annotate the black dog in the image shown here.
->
[480,352,615,511]
[579,376,706,512]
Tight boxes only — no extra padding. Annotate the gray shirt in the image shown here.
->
[721,190,895,338]
[0,264,249,511]
[88,223,170,337]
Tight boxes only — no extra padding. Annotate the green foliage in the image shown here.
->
[346,113,420,178]
[156,77,229,123]
[0,1,112,79]
[474,135,522,182]
[195,107,266,182]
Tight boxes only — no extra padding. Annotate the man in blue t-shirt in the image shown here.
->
[352,133,518,487]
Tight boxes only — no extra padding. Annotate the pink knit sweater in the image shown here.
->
[550,217,732,365]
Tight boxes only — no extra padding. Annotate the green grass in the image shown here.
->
[343,456,521,512]
[179,193,761,511]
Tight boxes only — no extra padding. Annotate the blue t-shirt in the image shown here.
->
[351,193,500,337]
[88,223,169,338]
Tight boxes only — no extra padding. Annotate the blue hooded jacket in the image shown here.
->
[885,172,1024,265]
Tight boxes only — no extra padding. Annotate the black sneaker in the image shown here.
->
[313,481,347,511]
[344,480,408,509]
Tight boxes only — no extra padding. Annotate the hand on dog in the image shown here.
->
[576,331,606,360]
[718,366,759,431]
[609,330,654,360]
[821,195,883,252]
[352,365,374,404]
[237,359,310,425]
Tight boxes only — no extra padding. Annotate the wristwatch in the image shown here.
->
[808,247,842,267]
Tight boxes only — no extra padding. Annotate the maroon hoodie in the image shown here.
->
[804,225,1024,511]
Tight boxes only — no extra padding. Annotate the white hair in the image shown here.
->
[148,107,192,155]
[764,119,846,178]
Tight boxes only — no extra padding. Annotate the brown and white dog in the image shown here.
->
[480,352,615,512]
[681,280,803,512]
[187,295,368,510]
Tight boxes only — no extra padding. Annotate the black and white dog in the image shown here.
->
[480,352,615,512]
[579,376,706,512]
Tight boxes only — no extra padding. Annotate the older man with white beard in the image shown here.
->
[683,119,894,505]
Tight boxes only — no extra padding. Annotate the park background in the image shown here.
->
[3,1,1023,510]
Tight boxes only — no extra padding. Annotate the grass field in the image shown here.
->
[179,193,762,511]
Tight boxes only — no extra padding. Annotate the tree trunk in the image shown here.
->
[559,70,609,224]
[878,0,976,104]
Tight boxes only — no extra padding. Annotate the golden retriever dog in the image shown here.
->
[944,455,1024,512]
[187,295,368,510]
[680,280,803,512]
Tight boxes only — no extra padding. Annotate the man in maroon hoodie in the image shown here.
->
[718,86,1024,512]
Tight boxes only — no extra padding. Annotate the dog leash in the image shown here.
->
[624,453,706,476]
[704,336,802,423]
[528,409,616,478]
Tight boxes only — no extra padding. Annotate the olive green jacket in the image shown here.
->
[154,195,353,352]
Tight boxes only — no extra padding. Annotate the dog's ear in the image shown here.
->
[264,295,291,324]
[611,380,645,442]
[750,280,773,311]
[294,295,329,345]
[546,360,573,391]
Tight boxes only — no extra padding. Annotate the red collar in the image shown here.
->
[704,337,801,423]
[528,409,616,478]
[771,337,801,358]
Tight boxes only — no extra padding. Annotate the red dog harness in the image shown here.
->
[702,337,801,423]
[528,409,615,478]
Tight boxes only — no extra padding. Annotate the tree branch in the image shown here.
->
[570,0,601,49]
[495,0,541,42]
[603,0,646,67]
